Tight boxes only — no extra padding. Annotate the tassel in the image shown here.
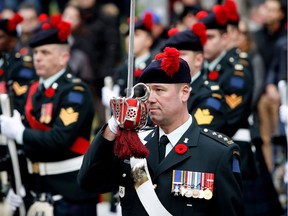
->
[114,129,149,159]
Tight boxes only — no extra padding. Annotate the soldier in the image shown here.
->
[0,14,99,215]
[163,22,227,132]
[198,4,284,216]
[78,47,244,216]
[197,4,253,138]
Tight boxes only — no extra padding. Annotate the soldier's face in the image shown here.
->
[146,83,189,129]
[203,29,227,63]
[33,44,70,79]
[0,30,13,52]
[180,50,203,77]
[125,30,153,57]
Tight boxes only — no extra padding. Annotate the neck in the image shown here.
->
[160,111,190,134]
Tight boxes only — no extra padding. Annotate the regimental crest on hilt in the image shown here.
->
[110,82,150,131]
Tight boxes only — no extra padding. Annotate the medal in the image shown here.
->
[192,188,200,198]
[40,103,53,124]
[185,187,193,198]
[203,188,213,200]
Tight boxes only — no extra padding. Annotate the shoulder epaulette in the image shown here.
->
[201,128,234,146]
[204,80,220,91]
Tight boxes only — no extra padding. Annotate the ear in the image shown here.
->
[59,50,70,66]
[182,84,190,102]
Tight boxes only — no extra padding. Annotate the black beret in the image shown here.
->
[29,14,71,48]
[0,14,23,37]
[197,5,228,30]
[138,47,191,84]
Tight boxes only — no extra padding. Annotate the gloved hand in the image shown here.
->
[279,104,288,124]
[108,116,118,134]
[102,85,120,108]
[0,109,25,141]
[6,188,23,211]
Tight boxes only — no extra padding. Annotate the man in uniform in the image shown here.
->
[163,23,227,132]
[0,14,99,215]
[78,47,244,216]
[197,4,253,138]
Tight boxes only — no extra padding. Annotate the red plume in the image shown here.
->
[8,13,23,31]
[142,12,153,31]
[168,27,179,37]
[50,14,62,28]
[38,13,49,23]
[196,10,208,20]
[224,0,239,23]
[42,23,51,30]
[155,47,180,77]
[58,21,71,42]
[192,23,207,45]
[213,5,228,26]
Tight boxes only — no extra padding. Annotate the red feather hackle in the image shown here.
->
[168,27,179,37]
[213,5,228,26]
[7,13,23,31]
[155,47,180,77]
[192,23,207,45]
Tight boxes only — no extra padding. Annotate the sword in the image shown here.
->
[126,0,136,98]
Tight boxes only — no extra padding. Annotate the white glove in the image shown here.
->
[108,116,118,134]
[102,84,120,108]
[6,188,23,211]
[0,109,25,142]
[279,104,288,124]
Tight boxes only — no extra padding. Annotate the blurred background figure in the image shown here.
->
[76,0,121,128]
[252,0,287,173]
[62,2,94,85]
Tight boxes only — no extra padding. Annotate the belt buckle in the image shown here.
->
[32,162,40,174]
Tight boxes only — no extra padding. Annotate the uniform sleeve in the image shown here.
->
[192,95,227,132]
[222,63,253,136]
[213,144,244,216]
[23,85,94,154]
[77,125,120,193]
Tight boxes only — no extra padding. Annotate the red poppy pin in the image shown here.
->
[175,144,188,155]
[0,69,3,76]
[44,87,55,98]
[208,70,219,81]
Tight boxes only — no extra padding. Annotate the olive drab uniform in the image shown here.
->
[188,72,227,132]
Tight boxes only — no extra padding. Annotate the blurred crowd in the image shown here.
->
[0,0,287,215]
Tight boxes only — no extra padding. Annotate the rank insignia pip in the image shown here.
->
[194,108,214,125]
[13,82,28,96]
[225,94,242,109]
[60,107,79,126]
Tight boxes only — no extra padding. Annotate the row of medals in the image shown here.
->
[173,185,213,200]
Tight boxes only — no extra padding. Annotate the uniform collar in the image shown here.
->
[206,51,226,71]
[159,115,192,148]
[135,52,151,68]
[39,68,66,89]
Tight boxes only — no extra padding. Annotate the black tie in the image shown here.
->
[159,135,169,163]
